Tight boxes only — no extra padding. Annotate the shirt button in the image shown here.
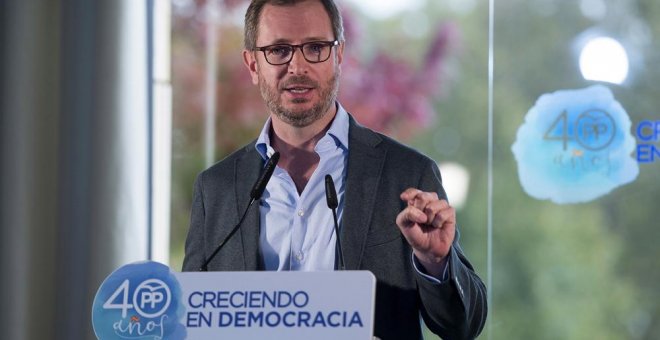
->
[295,252,304,261]
[297,209,304,217]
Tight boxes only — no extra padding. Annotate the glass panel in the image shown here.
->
[493,0,660,339]
[170,0,660,337]
[170,0,278,269]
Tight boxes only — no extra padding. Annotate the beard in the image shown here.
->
[258,69,340,128]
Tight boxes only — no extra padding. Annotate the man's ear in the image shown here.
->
[243,49,259,85]
[336,41,344,65]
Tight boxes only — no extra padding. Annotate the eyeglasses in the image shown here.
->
[254,40,339,66]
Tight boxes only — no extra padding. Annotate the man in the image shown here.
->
[182,0,487,339]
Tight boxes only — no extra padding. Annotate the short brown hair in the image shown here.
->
[244,0,345,50]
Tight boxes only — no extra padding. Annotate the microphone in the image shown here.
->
[325,174,345,270]
[199,152,280,271]
[251,152,280,200]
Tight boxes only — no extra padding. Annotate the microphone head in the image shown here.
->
[250,152,280,200]
[325,174,338,209]
[269,151,280,165]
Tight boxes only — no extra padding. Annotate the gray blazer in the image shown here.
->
[182,115,487,339]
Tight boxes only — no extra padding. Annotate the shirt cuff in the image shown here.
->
[411,251,450,284]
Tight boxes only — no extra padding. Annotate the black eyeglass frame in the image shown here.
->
[253,40,339,65]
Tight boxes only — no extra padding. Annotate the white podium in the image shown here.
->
[92,261,376,340]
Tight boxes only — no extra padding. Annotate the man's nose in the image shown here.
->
[287,47,309,74]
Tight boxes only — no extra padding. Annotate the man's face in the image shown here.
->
[243,0,344,128]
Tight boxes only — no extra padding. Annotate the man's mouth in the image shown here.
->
[281,76,317,95]
[284,83,314,93]
[287,87,312,93]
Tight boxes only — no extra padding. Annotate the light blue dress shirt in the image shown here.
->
[255,103,448,281]
[255,104,349,271]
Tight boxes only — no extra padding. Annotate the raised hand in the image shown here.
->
[395,188,456,277]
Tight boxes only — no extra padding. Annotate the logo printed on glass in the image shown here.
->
[636,120,660,162]
[512,85,639,204]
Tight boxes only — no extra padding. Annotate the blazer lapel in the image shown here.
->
[234,142,263,271]
[342,116,386,270]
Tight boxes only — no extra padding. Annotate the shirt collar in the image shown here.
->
[255,102,350,160]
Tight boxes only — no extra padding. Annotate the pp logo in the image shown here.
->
[133,279,172,318]
[103,278,171,319]
[92,261,186,339]
[512,85,639,204]
[574,110,615,150]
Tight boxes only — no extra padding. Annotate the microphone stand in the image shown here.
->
[325,174,345,270]
[199,152,280,271]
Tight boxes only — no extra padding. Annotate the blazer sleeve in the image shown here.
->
[415,161,488,340]
[182,172,206,272]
